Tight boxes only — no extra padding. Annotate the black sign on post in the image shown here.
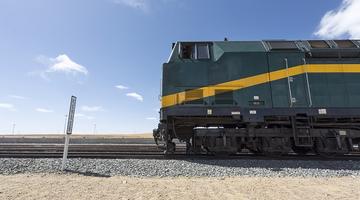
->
[66,96,77,135]
[62,96,77,171]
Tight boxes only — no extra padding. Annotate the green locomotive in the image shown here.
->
[154,40,360,155]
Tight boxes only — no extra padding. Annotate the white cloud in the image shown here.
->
[36,54,88,76]
[113,0,148,11]
[146,117,157,120]
[115,85,129,90]
[48,54,88,75]
[36,108,54,113]
[81,106,104,112]
[314,0,360,38]
[75,113,95,120]
[0,103,16,111]
[126,92,144,101]
[8,95,26,100]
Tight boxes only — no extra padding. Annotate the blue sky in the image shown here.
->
[0,0,358,134]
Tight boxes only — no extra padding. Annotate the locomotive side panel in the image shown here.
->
[212,51,272,108]
[268,51,309,108]
[155,40,360,155]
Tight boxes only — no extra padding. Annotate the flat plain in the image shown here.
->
[0,174,359,200]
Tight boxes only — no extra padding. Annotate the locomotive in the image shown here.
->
[153,39,360,155]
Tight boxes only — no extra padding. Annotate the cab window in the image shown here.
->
[180,44,195,59]
[197,44,210,59]
[180,43,210,59]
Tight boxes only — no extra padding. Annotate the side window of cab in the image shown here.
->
[179,43,211,60]
[196,44,210,59]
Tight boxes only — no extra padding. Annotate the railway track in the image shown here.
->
[0,144,185,158]
[1,143,360,160]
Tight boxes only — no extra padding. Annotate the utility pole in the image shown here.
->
[93,124,97,135]
[12,123,16,135]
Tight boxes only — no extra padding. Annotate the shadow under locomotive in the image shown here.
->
[178,157,360,171]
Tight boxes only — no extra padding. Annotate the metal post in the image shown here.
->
[63,115,68,134]
[61,134,70,171]
[61,96,77,171]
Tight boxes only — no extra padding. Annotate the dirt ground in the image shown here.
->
[0,174,359,200]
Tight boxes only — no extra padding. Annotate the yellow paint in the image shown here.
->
[161,64,360,108]
[307,64,360,73]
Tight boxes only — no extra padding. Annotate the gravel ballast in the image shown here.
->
[0,158,359,177]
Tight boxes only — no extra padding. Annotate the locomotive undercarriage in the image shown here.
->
[153,115,360,155]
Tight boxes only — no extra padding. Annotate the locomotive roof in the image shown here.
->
[167,40,360,62]
[177,40,360,51]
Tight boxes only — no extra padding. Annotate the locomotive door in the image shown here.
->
[268,52,310,108]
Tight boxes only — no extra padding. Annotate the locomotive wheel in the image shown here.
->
[259,137,291,155]
[186,141,192,154]
[314,137,349,157]
[164,141,176,154]
[292,146,312,155]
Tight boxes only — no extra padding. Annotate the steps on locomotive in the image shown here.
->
[292,115,314,147]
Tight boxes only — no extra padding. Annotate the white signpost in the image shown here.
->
[61,96,77,171]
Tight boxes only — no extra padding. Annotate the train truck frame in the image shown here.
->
[154,39,360,155]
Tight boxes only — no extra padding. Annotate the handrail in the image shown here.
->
[285,58,294,107]
[303,58,313,107]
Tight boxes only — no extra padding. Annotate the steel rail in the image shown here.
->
[0,143,359,160]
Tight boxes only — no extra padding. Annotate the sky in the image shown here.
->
[0,0,359,134]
